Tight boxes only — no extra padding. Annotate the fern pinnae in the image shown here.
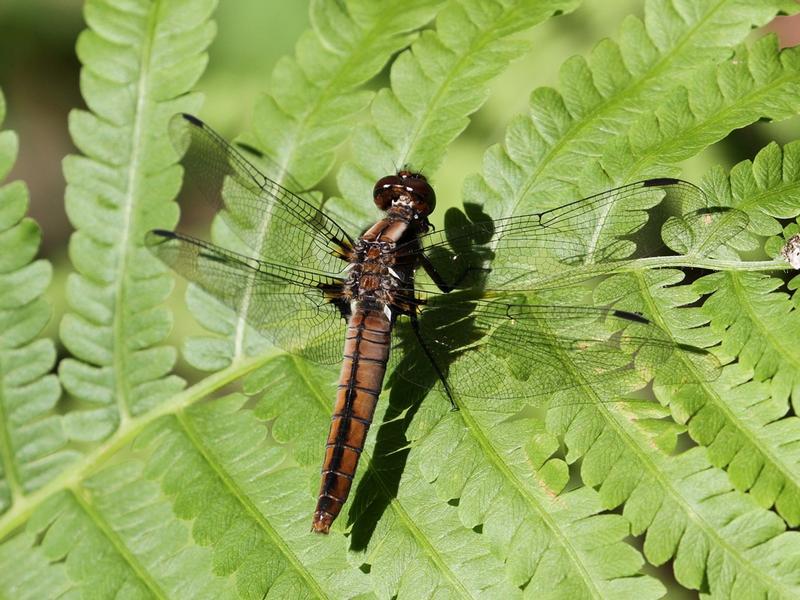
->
[0,88,63,517]
[186,0,445,368]
[611,36,800,179]
[593,142,800,532]
[543,251,799,592]
[336,0,580,213]
[548,360,800,596]
[171,407,331,599]
[60,0,216,439]
[413,400,666,597]
[665,142,800,526]
[470,0,795,223]
[244,356,516,598]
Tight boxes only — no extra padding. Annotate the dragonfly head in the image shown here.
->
[373,171,436,217]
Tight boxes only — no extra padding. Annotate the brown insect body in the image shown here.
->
[311,171,435,534]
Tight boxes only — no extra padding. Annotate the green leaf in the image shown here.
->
[468,0,797,220]
[3,0,800,598]
[185,0,447,368]
[335,0,581,222]
[610,35,800,180]
[0,89,64,515]
[59,0,216,431]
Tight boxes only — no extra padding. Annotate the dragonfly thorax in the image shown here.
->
[344,239,405,307]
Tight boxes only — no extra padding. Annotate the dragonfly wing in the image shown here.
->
[170,114,354,272]
[147,230,346,364]
[388,293,720,403]
[405,179,747,293]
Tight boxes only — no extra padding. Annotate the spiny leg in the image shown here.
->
[409,311,458,411]
[420,253,489,293]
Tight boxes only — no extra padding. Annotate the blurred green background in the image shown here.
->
[0,0,797,374]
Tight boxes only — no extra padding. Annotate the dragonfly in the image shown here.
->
[147,114,744,534]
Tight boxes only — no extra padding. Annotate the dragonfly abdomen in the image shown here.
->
[312,305,392,533]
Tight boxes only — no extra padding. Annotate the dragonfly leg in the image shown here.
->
[420,254,489,293]
[409,312,458,411]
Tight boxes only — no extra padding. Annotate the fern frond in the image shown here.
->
[415,400,670,596]
[0,89,64,515]
[622,446,800,596]
[247,0,445,188]
[541,252,800,593]
[336,0,580,214]
[540,250,800,590]
[245,356,552,598]
[468,0,796,219]
[611,36,800,179]
[184,0,445,369]
[3,1,800,596]
[58,0,216,427]
[652,141,800,525]
[544,354,800,595]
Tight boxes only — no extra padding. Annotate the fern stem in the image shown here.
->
[0,398,22,504]
[70,486,168,598]
[111,2,161,424]
[0,351,278,541]
[633,256,788,272]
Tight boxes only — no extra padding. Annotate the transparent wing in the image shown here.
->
[146,230,346,364]
[170,113,354,273]
[401,178,747,293]
[388,292,720,403]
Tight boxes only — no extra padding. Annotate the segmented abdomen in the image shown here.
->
[311,305,391,533]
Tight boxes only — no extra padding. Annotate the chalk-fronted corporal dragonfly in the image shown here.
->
[147,114,742,533]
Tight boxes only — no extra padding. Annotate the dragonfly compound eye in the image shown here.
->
[373,175,403,210]
[373,171,436,217]
[402,174,436,217]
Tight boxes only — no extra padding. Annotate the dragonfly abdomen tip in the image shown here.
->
[311,510,333,534]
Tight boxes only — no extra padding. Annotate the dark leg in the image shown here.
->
[409,312,458,411]
[420,254,489,294]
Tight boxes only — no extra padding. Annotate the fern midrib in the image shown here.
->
[632,269,794,594]
[730,271,799,368]
[625,63,800,176]
[175,410,328,599]
[289,355,476,599]
[0,351,277,541]
[71,485,168,599]
[0,384,22,503]
[112,2,161,423]
[738,180,800,216]
[504,0,728,220]
[456,326,613,597]
[232,16,392,361]
[394,4,529,168]
[621,256,786,272]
